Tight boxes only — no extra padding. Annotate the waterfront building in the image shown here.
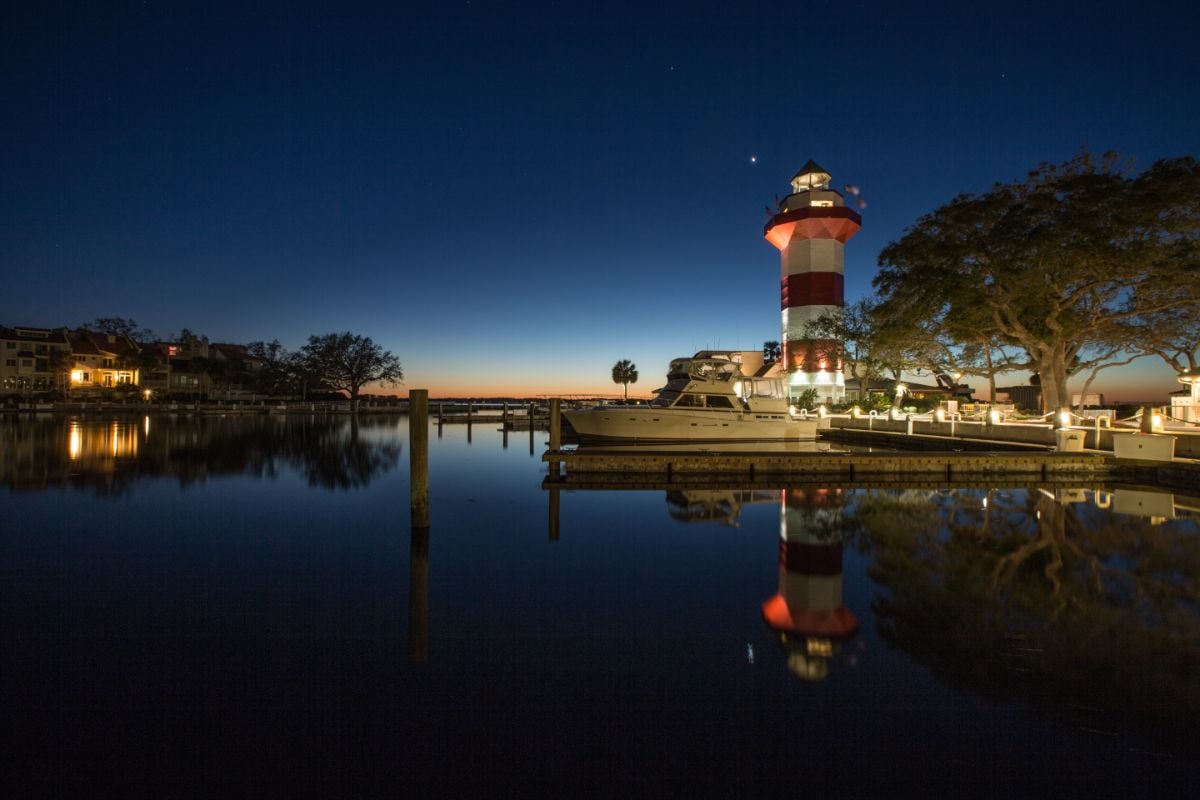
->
[0,325,71,395]
[1171,370,1200,422]
[65,329,143,392]
[764,161,861,403]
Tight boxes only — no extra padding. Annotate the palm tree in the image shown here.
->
[611,359,638,401]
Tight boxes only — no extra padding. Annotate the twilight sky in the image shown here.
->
[3,1,1197,399]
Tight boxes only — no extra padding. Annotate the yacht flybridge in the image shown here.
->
[563,354,820,443]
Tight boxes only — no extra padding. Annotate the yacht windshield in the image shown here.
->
[651,390,680,408]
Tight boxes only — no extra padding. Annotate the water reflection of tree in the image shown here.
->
[845,487,1200,754]
[291,417,403,490]
[0,415,402,494]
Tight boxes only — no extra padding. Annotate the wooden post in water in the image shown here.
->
[528,401,536,455]
[549,398,561,450]
[549,398,561,479]
[409,389,430,529]
[503,401,509,424]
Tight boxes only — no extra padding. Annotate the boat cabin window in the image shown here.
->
[704,395,736,409]
[748,378,785,398]
[673,393,702,407]
[651,390,680,408]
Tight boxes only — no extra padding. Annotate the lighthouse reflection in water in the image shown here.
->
[764,488,858,680]
[666,486,859,681]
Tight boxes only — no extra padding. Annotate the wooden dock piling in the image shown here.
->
[549,399,561,479]
[528,402,536,454]
[409,389,430,528]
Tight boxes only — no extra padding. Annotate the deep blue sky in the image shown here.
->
[3,1,1196,397]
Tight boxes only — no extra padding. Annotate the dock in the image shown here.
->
[541,403,1200,487]
[544,448,1120,481]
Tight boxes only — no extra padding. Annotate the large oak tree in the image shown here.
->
[874,152,1200,412]
[299,332,403,411]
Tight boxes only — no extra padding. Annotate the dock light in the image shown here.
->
[1058,410,1071,428]
[143,389,152,401]
[989,410,1001,425]
[1152,414,1164,431]
[935,408,946,422]
[818,405,827,417]
[851,406,862,418]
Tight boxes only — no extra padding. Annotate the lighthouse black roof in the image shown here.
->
[791,159,829,181]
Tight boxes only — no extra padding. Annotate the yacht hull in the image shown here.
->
[562,407,820,442]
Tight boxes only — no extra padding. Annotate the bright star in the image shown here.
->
[750,155,757,164]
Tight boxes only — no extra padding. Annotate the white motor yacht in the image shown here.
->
[563,355,819,442]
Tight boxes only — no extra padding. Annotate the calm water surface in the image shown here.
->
[2,414,1197,796]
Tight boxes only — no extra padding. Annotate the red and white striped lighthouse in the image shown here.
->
[764,161,861,403]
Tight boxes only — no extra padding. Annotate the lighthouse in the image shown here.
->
[764,161,861,404]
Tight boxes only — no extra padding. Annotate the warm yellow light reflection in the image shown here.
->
[806,638,834,657]
[69,422,81,460]
[66,420,139,461]
[144,415,151,437]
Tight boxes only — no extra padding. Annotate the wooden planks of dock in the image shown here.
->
[544,449,1118,480]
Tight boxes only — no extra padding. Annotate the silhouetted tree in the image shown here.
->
[299,332,403,412]
[83,317,157,344]
[611,359,638,401]
[875,151,1200,412]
